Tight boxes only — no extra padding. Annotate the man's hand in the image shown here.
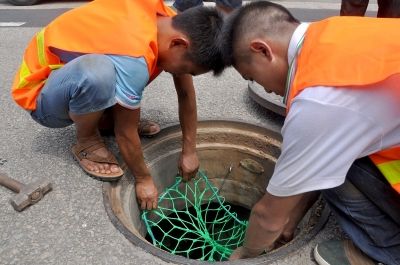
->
[178,151,199,182]
[135,175,158,210]
[273,230,295,249]
[229,193,307,261]
[229,246,265,261]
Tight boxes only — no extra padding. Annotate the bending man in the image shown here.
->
[215,2,400,264]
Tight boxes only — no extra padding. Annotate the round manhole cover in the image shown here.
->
[248,81,286,117]
[103,120,329,264]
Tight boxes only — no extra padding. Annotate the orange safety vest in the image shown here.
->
[287,16,400,193]
[11,0,175,111]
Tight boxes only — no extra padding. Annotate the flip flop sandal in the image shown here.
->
[138,120,161,137]
[72,137,123,181]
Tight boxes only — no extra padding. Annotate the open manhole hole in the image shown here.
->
[103,120,329,264]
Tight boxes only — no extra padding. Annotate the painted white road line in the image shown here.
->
[0,0,85,9]
[0,22,26,26]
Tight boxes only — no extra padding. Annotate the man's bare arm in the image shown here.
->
[112,104,158,210]
[173,74,199,181]
[230,192,307,260]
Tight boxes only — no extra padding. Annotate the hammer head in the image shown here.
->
[10,179,52,212]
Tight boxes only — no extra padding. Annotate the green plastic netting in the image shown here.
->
[142,171,248,262]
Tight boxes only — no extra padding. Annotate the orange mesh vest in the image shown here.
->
[11,0,175,110]
[287,17,400,193]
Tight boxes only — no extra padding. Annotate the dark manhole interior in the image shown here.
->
[103,120,330,264]
[144,202,250,261]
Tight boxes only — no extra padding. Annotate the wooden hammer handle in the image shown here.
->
[0,172,22,193]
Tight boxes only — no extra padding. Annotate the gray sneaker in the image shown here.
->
[314,239,376,265]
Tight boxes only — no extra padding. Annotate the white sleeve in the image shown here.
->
[266,96,382,196]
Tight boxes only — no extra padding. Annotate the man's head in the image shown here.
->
[157,7,224,76]
[220,1,299,95]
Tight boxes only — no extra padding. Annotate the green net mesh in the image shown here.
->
[142,171,248,262]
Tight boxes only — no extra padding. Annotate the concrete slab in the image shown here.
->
[0,21,343,265]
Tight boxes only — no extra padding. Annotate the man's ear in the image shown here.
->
[170,37,189,49]
[250,39,273,61]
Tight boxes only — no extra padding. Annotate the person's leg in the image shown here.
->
[377,0,400,17]
[172,0,203,12]
[98,107,161,137]
[340,0,369,16]
[215,0,242,14]
[31,54,122,177]
[320,157,400,264]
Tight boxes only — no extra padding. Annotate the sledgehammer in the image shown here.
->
[0,171,52,212]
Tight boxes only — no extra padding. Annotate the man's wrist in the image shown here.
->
[182,147,196,155]
[182,138,196,154]
[242,245,267,256]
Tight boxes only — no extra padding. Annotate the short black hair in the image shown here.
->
[220,1,299,66]
[172,7,225,75]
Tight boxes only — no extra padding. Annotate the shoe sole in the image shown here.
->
[314,245,330,265]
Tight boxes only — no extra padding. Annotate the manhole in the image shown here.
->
[103,120,329,264]
[248,81,286,117]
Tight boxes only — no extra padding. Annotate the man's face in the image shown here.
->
[157,41,208,76]
[234,42,287,96]
[160,55,207,76]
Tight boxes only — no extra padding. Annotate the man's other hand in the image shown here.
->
[135,176,158,210]
[178,151,199,182]
[229,246,265,261]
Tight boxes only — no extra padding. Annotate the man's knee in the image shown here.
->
[77,54,115,93]
[70,54,116,113]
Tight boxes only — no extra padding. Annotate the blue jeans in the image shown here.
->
[173,0,242,12]
[31,54,117,128]
[341,0,400,17]
[322,157,400,265]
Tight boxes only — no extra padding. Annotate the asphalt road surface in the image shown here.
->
[0,0,378,27]
[0,1,377,265]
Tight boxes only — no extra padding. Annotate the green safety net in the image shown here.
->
[142,171,248,262]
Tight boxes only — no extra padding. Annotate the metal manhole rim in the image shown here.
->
[102,120,330,264]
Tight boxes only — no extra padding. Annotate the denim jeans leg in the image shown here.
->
[377,0,400,17]
[215,0,242,9]
[340,0,369,16]
[31,54,117,128]
[322,157,400,265]
[173,0,203,12]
